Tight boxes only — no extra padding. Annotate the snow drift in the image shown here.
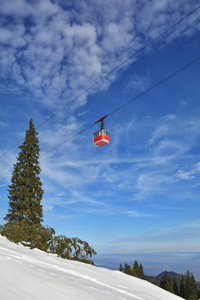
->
[0,235,184,300]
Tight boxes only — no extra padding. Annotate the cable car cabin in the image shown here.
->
[93,129,109,147]
[93,115,109,147]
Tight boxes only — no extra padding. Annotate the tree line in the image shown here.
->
[160,270,199,300]
[0,119,96,265]
[119,261,199,300]
[119,260,146,279]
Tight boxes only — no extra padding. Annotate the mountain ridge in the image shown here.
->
[147,270,200,289]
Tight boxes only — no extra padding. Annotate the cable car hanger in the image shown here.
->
[93,115,109,147]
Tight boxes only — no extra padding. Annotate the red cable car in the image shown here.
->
[93,115,109,147]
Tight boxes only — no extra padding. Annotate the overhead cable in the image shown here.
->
[42,55,200,157]
[0,55,199,184]
[0,4,199,162]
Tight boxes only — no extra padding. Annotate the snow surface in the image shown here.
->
[0,235,184,300]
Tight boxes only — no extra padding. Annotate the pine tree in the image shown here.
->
[132,260,145,279]
[160,271,174,294]
[180,274,186,299]
[166,274,174,294]
[185,270,198,300]
[132,260,139,277]
[3,119,44,243]
[173,276,179,296]
[138,263,145,279]
[189,273,198,300]
[124,263,132,275]
[119,264,123,272]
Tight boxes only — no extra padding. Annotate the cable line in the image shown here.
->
[41,123,95,157]
[0,4,199,162]
[0,55,199,184]
[41,55,200,157]
[36,4,200,129]
[107,56,200,117]
[43,14,200,130]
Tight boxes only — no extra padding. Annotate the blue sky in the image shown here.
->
[0,0,200,280]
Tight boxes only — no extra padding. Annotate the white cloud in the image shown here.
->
[136,172,171,195]
[43,205,53,212]
[122,210,155,218]
[0,122,8,128]
[1,0,198,109]
[176,162,200,180]
[123,74,151,94]
[0,0,32,18]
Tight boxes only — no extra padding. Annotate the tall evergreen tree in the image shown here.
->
[138,263,145,279]
[173,276,179,296]
[189,273,198,300]
[180,274,186,299]
[160,271,174,294]
[3,119,44,242]
[132,260,139,277]
[185,270,198,300]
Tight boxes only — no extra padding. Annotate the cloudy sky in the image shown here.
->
[0,0,200,280]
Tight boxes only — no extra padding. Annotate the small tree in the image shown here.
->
[119,263,123,272]
[119,260,146,279]
[48,235,97,264]
[2,119,44,244]
[132,260,145,279]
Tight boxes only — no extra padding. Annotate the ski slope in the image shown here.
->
[0,235,184,300]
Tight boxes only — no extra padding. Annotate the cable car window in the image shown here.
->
[93,115,109,147]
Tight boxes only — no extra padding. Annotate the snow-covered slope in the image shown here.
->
[0,235,183,300]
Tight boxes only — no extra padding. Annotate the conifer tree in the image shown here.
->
[185,270,198,300]
[132,260,139,277]
[160,271,174,294]
[119,260,146,279]
[180,274,186,299]
[119,264,123,272]
[173,276,179,296]
[138,263,145,279]
[3,119,44,242]
[189,273,198,300]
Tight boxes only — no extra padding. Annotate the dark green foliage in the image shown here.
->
[143,270,199,298]
[185,270,198,300]
[158,271,198,300]
[119,263,123,272]
[160,271,174,293]
[1,221,55,252]
[2,119,45,247]
[123,262,132,275]
[119,260,146,280]
[173,276,180,296]
[49,235,97,264]
[180,274,186,299]
[4,119,43,227]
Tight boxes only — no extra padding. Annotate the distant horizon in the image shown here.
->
[93,252,200,282]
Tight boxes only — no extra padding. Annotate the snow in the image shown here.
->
[0,235,184,300]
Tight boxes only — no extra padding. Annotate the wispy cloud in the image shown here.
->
[176,162,200,180]
[105,225,200,255]
[123,73,151,94]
